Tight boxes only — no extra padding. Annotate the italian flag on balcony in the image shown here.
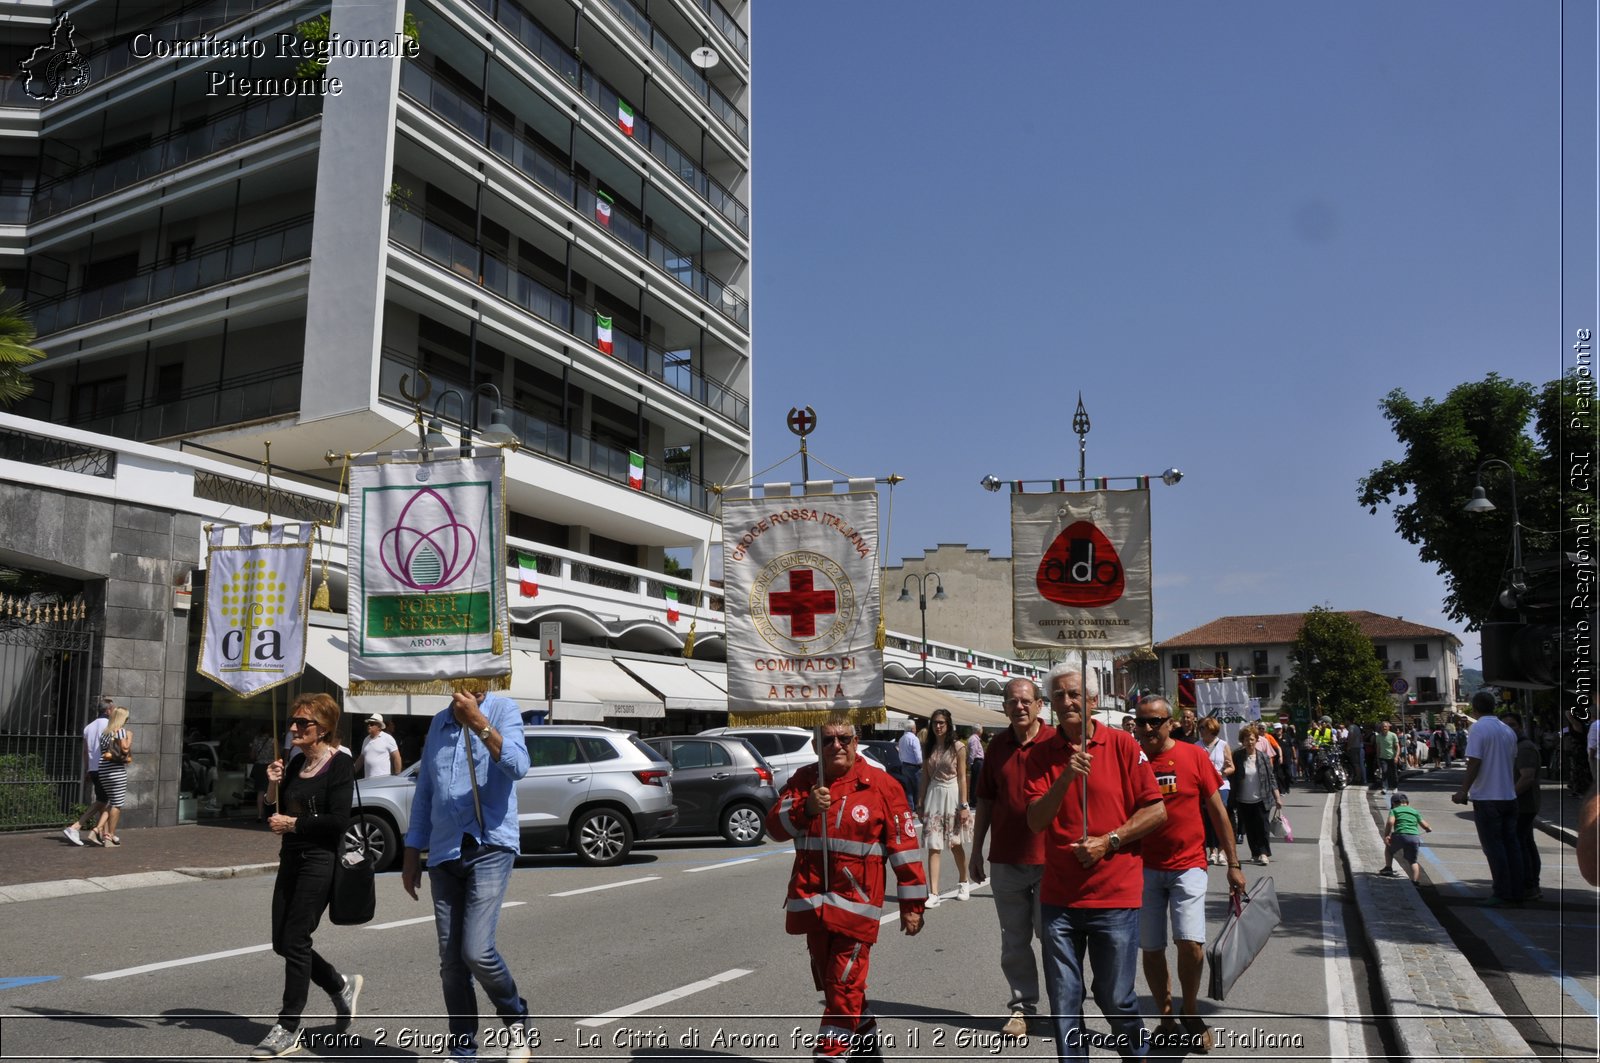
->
[518,553,539,598]
[617,99,635,136]
[594,190,613,227]
[595,313,614,355]
[628,450,645,489]
[664,586,680,624]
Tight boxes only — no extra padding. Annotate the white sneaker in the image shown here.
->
[1257,855,1270,866]
[926,892,943,908]
[62,827,82,846]
[957,882,971,901]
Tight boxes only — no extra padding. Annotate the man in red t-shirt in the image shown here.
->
[971,677,1058,1037]
[1026,668,1166,1063]
[1134,695,1244,1054]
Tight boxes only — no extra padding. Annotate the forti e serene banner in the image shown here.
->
[197,523,313,696]
[347,455,510,695]
[723,485,884,725]
[1011,488,1153,652]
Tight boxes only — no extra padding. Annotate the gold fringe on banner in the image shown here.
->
[493,629,504,655]
[729,707,887,728]
[349,674,512,697]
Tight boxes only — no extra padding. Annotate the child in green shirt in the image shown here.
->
[1380,792,1431,882]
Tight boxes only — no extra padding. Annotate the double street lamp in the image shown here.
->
[897,572,947,684]
[423,383,519,455]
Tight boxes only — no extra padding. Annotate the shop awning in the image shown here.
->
[302,628,546,717]
[884,682,1008,731]
[614,659,727,712]
[554,655,664,720]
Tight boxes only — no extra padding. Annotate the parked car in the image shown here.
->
[859,739,903,777]
[345,721,676,871]
[643,735,778,846]
[696,725,888,792]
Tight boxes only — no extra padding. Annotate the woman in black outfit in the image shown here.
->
[1230,726,1281,866]
[253,693,363,1059]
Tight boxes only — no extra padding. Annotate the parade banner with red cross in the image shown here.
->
[1011,488,1153,651]
[723,485,884,725]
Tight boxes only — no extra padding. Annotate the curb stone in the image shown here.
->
[1339,788,1536,1062]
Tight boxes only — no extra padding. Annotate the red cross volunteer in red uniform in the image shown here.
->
[768,719,928,1060]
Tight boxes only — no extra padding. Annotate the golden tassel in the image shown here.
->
[311,579,330,611]
[681,622,697,658]
[874,615,886,651]
[493,628,504,655]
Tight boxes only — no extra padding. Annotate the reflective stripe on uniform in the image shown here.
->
[839,942,862,984]
[796,835,885,858]
[787,892,884,920]
[887,849,922,869]
[893,883,930,900]
[779,795,803,837]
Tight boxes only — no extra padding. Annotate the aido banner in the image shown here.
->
[347,455,511,695]
[723,484,884,725]
[197,523,313,696]
[1012,488,1152,652]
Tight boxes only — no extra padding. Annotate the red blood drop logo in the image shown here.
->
[1036,521,1125,606]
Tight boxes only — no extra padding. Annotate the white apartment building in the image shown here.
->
[1,0,755,824]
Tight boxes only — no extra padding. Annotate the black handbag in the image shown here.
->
[329,776,377,926]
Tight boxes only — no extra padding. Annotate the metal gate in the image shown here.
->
[0,596,101,830]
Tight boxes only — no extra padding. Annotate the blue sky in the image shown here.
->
[748,1,1597,662]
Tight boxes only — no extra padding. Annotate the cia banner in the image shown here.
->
[197,523,313,696]
[723,483,884,725]
[1012,488,1152,651]
[347,455,511,695]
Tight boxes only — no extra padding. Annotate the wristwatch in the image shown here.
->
[474,722,496,741]
[1107,830,1123,852]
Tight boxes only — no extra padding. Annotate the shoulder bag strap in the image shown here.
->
[349,772,369,860]
[462,724,485,837]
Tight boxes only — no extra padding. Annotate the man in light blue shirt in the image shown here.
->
[402,688,531,1060]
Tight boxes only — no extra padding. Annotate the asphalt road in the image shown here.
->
[1,790,1394,1061]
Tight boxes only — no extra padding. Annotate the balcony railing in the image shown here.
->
[32,96,319,221]
[598,0,748,145]
[0,77,43,109]
[483,0,749,234]
[28,215,312,336]
[378,352,715,514]
[401,64,747,328]
[689,0,748,62]
[68,363,303,442]
[0,425,115,477]
[79,0,281,90]
[387,209,748,427]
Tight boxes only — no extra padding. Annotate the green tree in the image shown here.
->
[1357,372,1562,628]
[1281,607,1396,725]
[0,287,45,406]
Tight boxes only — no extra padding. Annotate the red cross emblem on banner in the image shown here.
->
[768,568,836,637]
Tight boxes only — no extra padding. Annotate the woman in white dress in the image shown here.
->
[917,709,973,905]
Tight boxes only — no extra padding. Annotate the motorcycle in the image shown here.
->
[1312,747,1349,792]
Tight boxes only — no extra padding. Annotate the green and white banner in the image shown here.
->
[197,523,313,696]
[347,455,510,695]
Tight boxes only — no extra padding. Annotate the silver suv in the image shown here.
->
[346,721,676,870]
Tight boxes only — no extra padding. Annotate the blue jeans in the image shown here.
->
[1471,800,1523,902]
[429,843,528,1057]
[1040,904,1147,1062]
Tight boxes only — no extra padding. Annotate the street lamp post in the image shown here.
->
[897,572,947,684]
[1462,458,1526,607]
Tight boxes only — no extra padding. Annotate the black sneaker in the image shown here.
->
[1378,868,1400,878]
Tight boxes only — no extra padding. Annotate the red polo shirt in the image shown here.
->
[1025,727,1162,908]
[976,722,1057,865]
[1140,739,1219,872]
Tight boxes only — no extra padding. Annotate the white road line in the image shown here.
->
[365,902,524,931]
[1320,793,1356,1058]
[684,857,758,873]
[86,944,273,981]
[550,876,659,897]
[577,967,754,1027]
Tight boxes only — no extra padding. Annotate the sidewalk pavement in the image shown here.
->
[0,818,280,903]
